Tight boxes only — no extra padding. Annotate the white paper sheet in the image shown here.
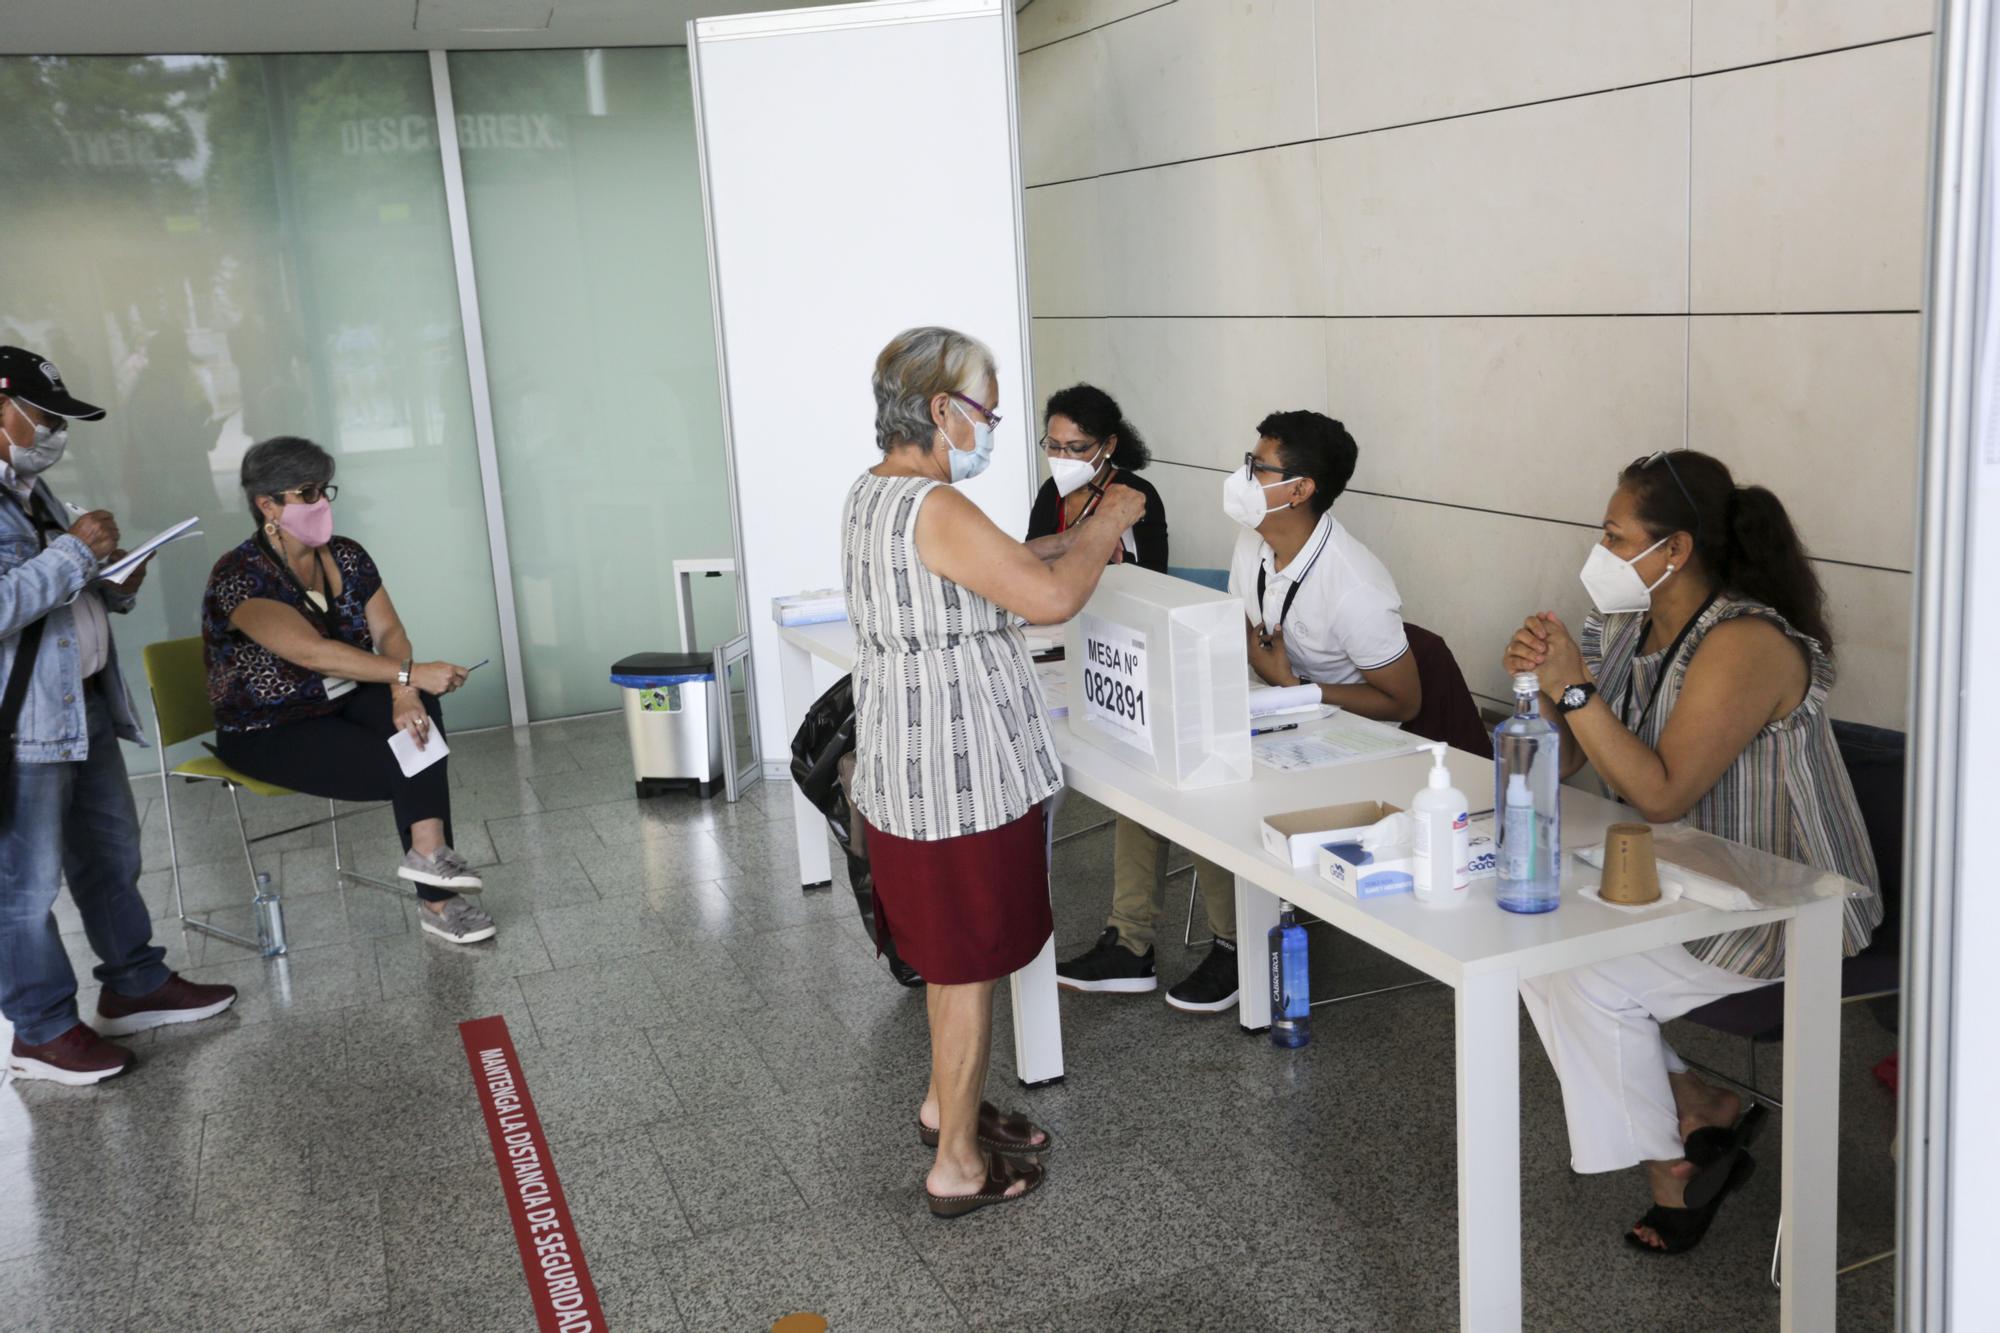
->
[96,516,202,586]
[387,726,451,779]
[1252,714,1428,771]
[1249,683,1322,717]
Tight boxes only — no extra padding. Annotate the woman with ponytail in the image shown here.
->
[1500,449,1882,1255]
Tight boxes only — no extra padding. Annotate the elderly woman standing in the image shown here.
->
[201,437,494,944]
[847,327,1142,1216]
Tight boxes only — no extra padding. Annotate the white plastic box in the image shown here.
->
[1261,801,1404,869]
[1062,565,1251,789]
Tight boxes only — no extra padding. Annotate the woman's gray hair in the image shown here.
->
[240,436,334,523]
[872,326,997,452]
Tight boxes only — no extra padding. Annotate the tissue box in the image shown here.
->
[1318,840,1416,899]
[1466,834,1496,880]
[1260,801,1404,869]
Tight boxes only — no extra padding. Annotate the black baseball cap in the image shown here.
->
[0,346,106,421]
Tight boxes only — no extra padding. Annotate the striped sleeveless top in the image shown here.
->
[842,472,1063,842]
[1582,595,1883,981]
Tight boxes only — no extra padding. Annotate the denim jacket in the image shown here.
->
[0,472,144,764]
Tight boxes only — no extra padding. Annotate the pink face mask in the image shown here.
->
[277,497,333,548]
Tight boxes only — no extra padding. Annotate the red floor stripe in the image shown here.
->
[459,1015,607,1332]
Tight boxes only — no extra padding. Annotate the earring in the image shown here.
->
[264,521,279,537]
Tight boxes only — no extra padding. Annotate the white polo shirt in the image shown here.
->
[1227,509,1408,686]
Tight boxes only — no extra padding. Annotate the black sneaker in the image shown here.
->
[1056,927,1158,994]
[1165,938,1240,1014]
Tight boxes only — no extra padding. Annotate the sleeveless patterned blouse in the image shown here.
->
[842,473,1062,842]
[1582,594,1883,981]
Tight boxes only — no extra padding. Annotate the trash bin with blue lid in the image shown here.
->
[611,651,724,799]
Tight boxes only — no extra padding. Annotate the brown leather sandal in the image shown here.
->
[925,1151,1045,1219]
[916,1101,1051,1158]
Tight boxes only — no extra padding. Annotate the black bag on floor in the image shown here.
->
[788,675,921,987]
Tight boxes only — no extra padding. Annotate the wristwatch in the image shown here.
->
[1555,682,1596,715]
[397,658,413,688]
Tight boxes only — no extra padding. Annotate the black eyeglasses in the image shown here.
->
[1243,451,1292,479]
[1632,451,1699,543]
[279,483,338,504]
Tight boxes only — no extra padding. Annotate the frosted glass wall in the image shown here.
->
[450,47,735,719]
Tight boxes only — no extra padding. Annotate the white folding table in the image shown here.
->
[776,617,1847,1332]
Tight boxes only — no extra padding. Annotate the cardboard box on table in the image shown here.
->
[1062,566,1251,789]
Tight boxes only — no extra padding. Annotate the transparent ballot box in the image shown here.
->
[1062,566,1252,789]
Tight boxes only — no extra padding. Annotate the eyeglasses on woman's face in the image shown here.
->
[1040,434,1102,458]
[949,391,1002,429]
[278,483,337,505]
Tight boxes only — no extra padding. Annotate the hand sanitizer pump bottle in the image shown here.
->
[1411,742,1470,909]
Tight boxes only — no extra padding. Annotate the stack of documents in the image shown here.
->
[98,516,202,586]
[1249,683,1322,718]
[772,589,847,626]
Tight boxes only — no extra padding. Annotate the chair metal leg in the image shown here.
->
[177,781,285,957]
[327,798,410,900]
[229,784,287,957]
[1182,868,1214,949]
[1310,978,1442,1008]
[1770,1206,1898,1290]
[1052,816,1114,847]
[154,717,187,924]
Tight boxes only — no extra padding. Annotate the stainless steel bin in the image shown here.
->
[610,652,723,799]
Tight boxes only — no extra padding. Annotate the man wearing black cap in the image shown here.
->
[0,345,236,1085]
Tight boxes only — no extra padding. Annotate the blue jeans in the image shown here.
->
[0,685,168,1046]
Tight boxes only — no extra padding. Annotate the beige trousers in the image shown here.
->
[1105,816,1235,950]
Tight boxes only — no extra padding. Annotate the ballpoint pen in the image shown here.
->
[1251,722,1300,737]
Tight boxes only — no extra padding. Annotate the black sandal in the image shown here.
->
[1625,1152,1756,1255]
[1680,1103,1768,1210]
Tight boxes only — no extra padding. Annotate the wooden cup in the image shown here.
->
[1599,822,1662,905]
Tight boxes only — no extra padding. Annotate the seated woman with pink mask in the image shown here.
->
[200,437,493,945]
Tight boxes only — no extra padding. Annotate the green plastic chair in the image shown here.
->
[143,636,398,958]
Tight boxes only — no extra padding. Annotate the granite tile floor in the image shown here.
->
[0,712,1899,1331]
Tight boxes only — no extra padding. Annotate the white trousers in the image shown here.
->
[1519,945,1778,1173]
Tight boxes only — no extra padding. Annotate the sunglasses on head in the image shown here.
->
[1632,450,1700,543]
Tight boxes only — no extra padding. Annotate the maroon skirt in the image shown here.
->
[863,803,1053,985]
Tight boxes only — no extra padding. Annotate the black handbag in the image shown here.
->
[787,674,920,987]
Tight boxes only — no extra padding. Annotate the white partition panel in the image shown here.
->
[691,0,1038,774]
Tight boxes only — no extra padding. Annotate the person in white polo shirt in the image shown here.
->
[1226,411,1423,722]
[1063,410,1424,1018]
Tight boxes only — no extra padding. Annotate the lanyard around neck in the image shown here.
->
[1621,591,1721,736]
[1056,467,1117,533]
[1254,525,1327,644]
[258,531,337,629]
[1,485,61,550]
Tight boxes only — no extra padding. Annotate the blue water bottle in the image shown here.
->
[1494,671,1562,913]
[1269,901,1311,1048]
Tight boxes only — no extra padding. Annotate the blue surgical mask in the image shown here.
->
[946,401,994,483]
